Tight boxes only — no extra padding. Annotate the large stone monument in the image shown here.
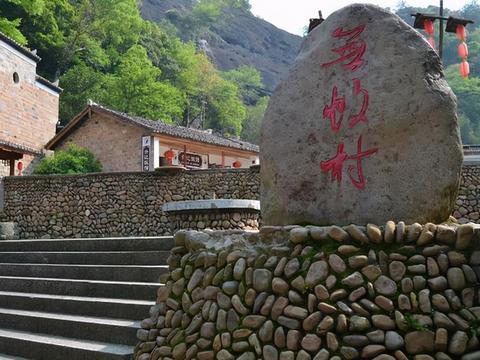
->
[261,3,463,226]
[134,5,479,360]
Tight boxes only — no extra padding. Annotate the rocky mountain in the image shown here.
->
[140,0,303,91]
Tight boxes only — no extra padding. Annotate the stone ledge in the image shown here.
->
[162,200,260,213]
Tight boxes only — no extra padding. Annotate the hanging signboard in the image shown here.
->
[142,136,151,172]
[179,152,203,168]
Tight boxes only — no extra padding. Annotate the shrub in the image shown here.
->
[34,144,102,175]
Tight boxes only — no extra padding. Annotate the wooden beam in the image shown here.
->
[0,149,23,160]
[9,160,14,176]
[154,134,258,158]
[183,145,187,167]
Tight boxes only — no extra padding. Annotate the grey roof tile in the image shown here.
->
[92,104,259,153]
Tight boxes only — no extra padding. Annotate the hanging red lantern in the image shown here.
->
[460,60,470,79]
[232,161,241,168]
[423,19,435,50]
[456,24,466,41]
[17,161,23,176]
[458,42,469,58]
[456,24,469,79]
[424,19,434,35]
[164,150,175,165]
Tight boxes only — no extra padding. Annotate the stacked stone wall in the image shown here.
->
[454,166,480,224]
[135,222,480,360]
[3,165,480,239]
[2,168,259,239]
[166,210,260,233]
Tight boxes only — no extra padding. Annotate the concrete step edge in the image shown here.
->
[0,291,156,305]
[0,263,168,269]
[0,307,141,328]
[0,328,134,355]
[0,354,28,360]
[0,275,162,287]
[0,236,173,243]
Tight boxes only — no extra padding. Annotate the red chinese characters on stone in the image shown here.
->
[348,78,369,129]
[323,86,346,133]
[320,136,378,190]
[322,25,366,72]
[323,78,369,132]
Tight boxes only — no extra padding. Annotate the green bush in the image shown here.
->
[34,144,102,175]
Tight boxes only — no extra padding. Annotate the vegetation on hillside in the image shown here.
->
[0,0,264,140]
[34,144,102,175]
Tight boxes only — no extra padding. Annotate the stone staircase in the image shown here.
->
[0,236,173,359]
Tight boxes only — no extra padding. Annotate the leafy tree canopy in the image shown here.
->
[241,96,269,145]
[0,0,256,138]
[34,144,102,174]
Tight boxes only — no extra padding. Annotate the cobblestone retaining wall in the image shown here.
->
[3,165,480,239]
[2,168,259,239]
[135,222,480,360]
[454,166,480,224]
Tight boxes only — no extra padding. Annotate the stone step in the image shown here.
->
[0,276,160,301]
[0,355,27,360]
[0,328,133,360]
[0,251,170,265]
[0,236,173,252]
[0,291,154,320]
[0,263,168,282]
[0,308,139,346]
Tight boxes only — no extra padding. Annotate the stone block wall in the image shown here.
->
[3,165,480,239]
[2,168,259,239]
[166,210,260,233]
[134,222,480,360]
[454,166,480,224]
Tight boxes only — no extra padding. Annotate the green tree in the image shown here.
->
[223,65,263,105]
[0,0,46,44]
[34,144,102,175]
[241,96,269,144]
[206,77,246,136]
[2,0,250,136]
[99,45,185,123]
[445,64,480,143]
[59,61,106,124]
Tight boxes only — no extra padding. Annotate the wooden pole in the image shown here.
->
[439,0,444,60]
[9,160,14,176]
[183,145,187,167]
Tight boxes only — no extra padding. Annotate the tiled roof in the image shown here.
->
[0,32,41,63]
[0,140,41,155]
[36,75,62,94]
[91,104,260,153]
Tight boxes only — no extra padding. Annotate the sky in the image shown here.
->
[249,0,470,35]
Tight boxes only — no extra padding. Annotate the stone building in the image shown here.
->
[0,32,61,176]
[46,103,259,172]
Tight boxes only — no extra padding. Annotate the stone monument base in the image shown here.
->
[135,222,480,360]
[0,222,17,240]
